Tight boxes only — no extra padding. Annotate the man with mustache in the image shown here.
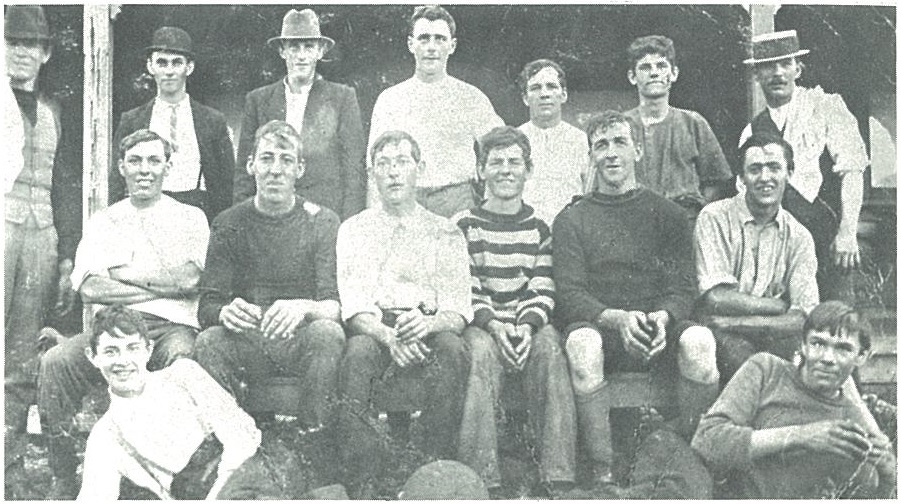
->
[38,129,210,498]
[740,30,868,301]
[366,5,504,217]
[110,26,235,223]
[692,301,896,498]
[694,133,818,381]
[194,120,345,435]
[621,35,732,217]
[233,9,366,221]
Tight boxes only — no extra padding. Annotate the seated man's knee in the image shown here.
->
[529,325,564,365]
[40,332,91,372]
[678,326,718,383]
[430,331,465,358]
[304,319,346,354]
[462,326,497,365]
[565,328,604,394]
[150,326,196,370]
[194,326,229,359]
[343,334,381,365]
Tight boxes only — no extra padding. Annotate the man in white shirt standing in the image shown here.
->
[739,30,868,302]
[366,5,504,217]
[38,129,210,498]
[110,26,235,222]
[517,59,589,225]
[77,304,298,500]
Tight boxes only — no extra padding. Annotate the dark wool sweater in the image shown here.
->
[552,188,695,330]
[198,198,340,328]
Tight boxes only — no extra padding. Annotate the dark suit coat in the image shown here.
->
[110,97,236,221]
[233,75,366,220]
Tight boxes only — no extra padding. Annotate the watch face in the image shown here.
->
[417,301,437,316]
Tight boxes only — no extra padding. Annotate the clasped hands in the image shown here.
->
[384,309,433,368]
[219,297,308,340]
[486,320,532,371]
[600,309,668,362]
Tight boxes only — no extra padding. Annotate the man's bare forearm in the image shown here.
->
[709,310,805,340]
[838,171,863,237]
[111,262,201,297]
[348,312,393,346]
[702,286,788,316]
[79,276,158,304]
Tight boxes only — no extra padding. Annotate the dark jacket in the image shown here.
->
[233,75,366,220]
[110,97,236,221]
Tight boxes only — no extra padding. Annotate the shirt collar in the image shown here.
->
[154,94,190,109]
[734,193,785,229]
[283,77,314,95]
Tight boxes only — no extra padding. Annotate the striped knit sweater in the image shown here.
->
[454,204,554,330]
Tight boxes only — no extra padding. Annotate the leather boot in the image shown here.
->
[574,384,613,487]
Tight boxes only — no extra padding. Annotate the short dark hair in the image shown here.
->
[803,301,872,353]
[146,49,194,64]
[518,59,567,95]
[585,110,640,148]
[88,304,149,354]
[478,126,533,172]
[738,133,795,177]
[370,130,422,165]
[119,129,172,162]
[627,35,676,70]
[409,5,456,38]
[251,120,302,160]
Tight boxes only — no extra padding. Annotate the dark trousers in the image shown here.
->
[337,332,469,483]
[193,320,346,429]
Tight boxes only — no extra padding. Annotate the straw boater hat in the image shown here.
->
[743,30,810,65]
[5,5,51,41]
[144,26,194,59]
[267,9,335,52]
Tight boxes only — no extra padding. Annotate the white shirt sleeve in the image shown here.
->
[77,424,123,501]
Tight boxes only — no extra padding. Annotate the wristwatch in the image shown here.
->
[417,301,437,316]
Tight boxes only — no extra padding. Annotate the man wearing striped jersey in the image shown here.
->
[455,127,576,498]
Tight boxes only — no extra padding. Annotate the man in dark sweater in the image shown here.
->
[194,120,345,431]
[553,110,718,489]
[692,301,896,498]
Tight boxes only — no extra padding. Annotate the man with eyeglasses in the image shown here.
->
[336,130,471,497]
[110,26,235,223]
[38,129,210,498]
[366,5,504,218]
[233,9,365,221]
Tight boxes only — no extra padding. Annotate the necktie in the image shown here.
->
[168,104,179,153]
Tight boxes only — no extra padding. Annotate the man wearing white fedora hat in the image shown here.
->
[739,29,868,302]
[366,5,504,218]
[233,8,366,221]
[110,26,236,223]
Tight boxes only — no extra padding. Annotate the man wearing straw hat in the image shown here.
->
[739,29,868,302]
[110,26,235,223]
[4,4,81,473]
[233,8,366,221]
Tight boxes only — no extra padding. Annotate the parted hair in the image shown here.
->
[738,132,795,177]
[119,129,173,162]
[370,130,422,165]
[252,120,302,159]
[518,59,567,95]
[803,301,872,353]
[627,35,676,69]
[584,110,640,147]
[409,5,456,38]
[88,304,149,354]
[477,126,533,171]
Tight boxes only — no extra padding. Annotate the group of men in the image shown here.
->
[5,3,894,501]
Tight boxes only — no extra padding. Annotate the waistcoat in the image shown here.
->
[6,98,59,228]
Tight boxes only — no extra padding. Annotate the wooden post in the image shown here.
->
[746,4,778,120]
[82,5,116,331]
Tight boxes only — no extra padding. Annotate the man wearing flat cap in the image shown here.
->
[4,4,81,472]
[233,8,366,221]
[739,30,868,302]
[110,26,235,222]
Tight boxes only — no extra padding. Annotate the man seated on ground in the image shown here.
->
[455,127,576,497]
[336,130,471,496]
[76,304,290,500]
[194,120,345,433]
[693,133,818,381]
[692,301,897,498]
[38,129,209,498]
[553,110,719,488]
